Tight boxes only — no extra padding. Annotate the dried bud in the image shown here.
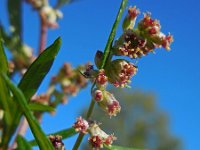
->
[138,13,161,35]
[96,69,108,87]
[48,135,65,150]
[88,123,116,149]
[92,89,103,102]
[106,59,137,88]
[94,50,103,69]
[122,6,140,30]
[73,116,89,134]
[161,33,174,50]
[98,91,121,117]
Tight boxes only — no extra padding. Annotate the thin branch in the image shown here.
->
[72,0,128,149]
[38,14,48,54]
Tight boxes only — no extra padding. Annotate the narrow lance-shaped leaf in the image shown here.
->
[29,127,77,146]
[2,38,61,147]
[1,73,54,150]
[18,37,62,102]
[0,32,13,149]
[28,103,55,112]
[15,135,32,150]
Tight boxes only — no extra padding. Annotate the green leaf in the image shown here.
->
[29,127,77,146]
[105,145,147,150]
[7,0,22,47]
[0,32,13,149]
[29,103,55,112]
[15,135,32,150]
[0,32,8,73]
[1,73,54,150]
[18,37,62,102]
[2,37,62,146]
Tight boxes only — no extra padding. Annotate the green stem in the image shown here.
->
[100,0,128,69]
[72,100,95,150]
[72,0,128,149]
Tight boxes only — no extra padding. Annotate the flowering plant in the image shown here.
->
[0,0,173,149]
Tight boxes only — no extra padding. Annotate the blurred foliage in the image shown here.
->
[82,88,182,150]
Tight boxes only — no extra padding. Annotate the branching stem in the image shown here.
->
[72,0,128,149]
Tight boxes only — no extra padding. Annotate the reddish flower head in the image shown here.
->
[98,90,121,117]
[96,69,108,86]
[88,123,116,149]
[106,59,138,88]
[48,135,65,150]
[73,116,89,134]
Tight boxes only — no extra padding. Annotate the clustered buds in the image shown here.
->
[122,6,140,30]
[55,63,88,97]
[73,116,89,134]
[106,59,137,88]
[113,10,173,59]
[27,0,63,28]
[73,118,116,149]
[93,90,121,117]
[96,69,108,87]
[74,5,173,149]
[48,135,65,150]
[88,123,116,149]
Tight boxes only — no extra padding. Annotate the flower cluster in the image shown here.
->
[73,5,173,149]
[73,116,89,134]
[30,63,89,121]
[88,123,116,149]
[113,6,173,59]
[27,0,63,28]
[73,118,116,149]
[93,90,121,117]
[106,59,137,88]
[48,135,65,150]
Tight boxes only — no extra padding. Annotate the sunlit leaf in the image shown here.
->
[18,37,62,102]
[1,38,61,148]
[1,73,54,150]
[29,103,55,112]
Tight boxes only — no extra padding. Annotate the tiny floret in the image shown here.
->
[73,116,89,134]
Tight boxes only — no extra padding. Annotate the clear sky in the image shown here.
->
[1,0,200,149]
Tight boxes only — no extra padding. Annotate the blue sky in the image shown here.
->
[1,0,200,149]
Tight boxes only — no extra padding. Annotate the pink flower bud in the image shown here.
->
[93,89,103,102]
[162,34,174,50]
[122,6,140,30]
[88,123,116,149]
[95,50,103,69]
[128,6,140,19]
[73,116,89,134]
[98,91,121,117]
[89,135,104,149]
[96,69,108,86]
[48,135,65,150]
[106,59,137,88]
